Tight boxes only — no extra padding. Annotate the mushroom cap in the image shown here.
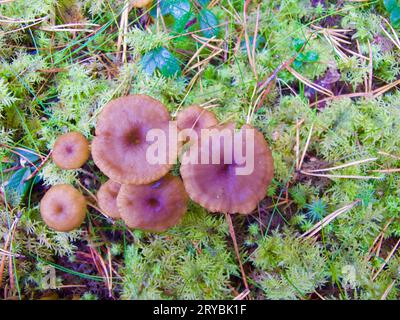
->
[92,95,175,184]
[52,132,90,169]
[97,180,121,219]
[132,0,152,8]
[117,174,188,232]
[177,105,218,137]
[40,184,87,232]
[180,123,274,214]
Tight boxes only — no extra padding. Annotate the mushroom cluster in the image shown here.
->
[40,94,274,233]
[90,95,187,231]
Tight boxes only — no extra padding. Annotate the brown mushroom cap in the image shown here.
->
[117,174,188,232]
[132,0,152,8]
[180,123,274,214]
[92,95,176,184]
[52,132,90,169]
[40,184,87,232]
[97,180,121,219]
[177,105,218,136]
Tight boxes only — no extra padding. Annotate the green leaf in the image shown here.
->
[296,52,305,62]
[240,35,266,52]
[293,59,303,69]
[4,167,33,206]
[390,6,400,27]
[14,147,41,163]
[292,38,305,52]
[304,51,319,62]
[384,0,398,12]
[141,47,181,77]
[198,0,210,7]
[160,0,191,19]
[151,0,193,32]
[172,12,193,33]
[198,9,219,38]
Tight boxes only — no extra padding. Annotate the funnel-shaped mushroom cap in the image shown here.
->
[40,184,87,232]
[92,95,176,184]
[177,105,218,136]
[52,132,90,169]
[97,180,121,219]
[117,174,188,232]
[180,124,274,214]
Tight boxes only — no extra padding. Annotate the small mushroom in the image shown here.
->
[52,132,90,169]
[92,95,175,184]
[97,180,121,219]
[117,174,188,232]
[177,105,218,137]
[40,184,87,232]
[180,123,274,214]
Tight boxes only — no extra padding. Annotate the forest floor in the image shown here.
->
[1,0,400,300]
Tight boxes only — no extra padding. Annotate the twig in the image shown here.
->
[299,200,360,240]
[298,123,314,171]
[372,238,400,281]
[380,280,396,300]
[306,157,377,173]
[225,213,250,295]
[295,119,305,170]
[233,289,250,300]
[299,170,382,180]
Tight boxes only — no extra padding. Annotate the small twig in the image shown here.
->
[380,280,396,300]
[0,211,22,287]
[286,66,334,97]
[233,289,250,300]
[24,150,52,181]
[298,123,314,171]
[295,119,305,170]
[299,170,382,180]
[306,157,377,173]
[366,219,393,261]
[372,238,400,281]
[299,200,360,240]
[225,213,250,295]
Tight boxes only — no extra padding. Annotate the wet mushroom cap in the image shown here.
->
[40,184,87,232]
[117,174,188,232]
[52,132,90,169]
[180,123,274,214]
[92,95,176,184]
[177,105,218,137]
[97,180,121,219]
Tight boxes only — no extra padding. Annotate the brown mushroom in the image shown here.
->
[52,132,90,169]
[40,184,87,232]
[92,95,176,184]
[132,0,153,8]
[177,105,218,137]
[180,123,274,214]
[117,174,188,232]
[97,180,121,219]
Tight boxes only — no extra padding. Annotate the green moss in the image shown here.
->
[1,0,400,300]
[122,206,237,299]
